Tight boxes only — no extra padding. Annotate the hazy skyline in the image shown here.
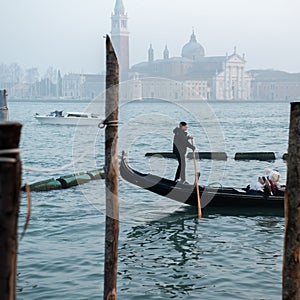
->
[1,0,299,75]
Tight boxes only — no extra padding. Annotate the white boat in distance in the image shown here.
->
[34,110,102,126]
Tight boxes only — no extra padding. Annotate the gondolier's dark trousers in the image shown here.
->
[174,149,186,182]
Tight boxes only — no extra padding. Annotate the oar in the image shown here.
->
[192,139,202,218]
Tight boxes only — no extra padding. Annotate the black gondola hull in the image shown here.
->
[120,155,284,215]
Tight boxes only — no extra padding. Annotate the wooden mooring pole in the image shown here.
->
[0,122,22,300]
[283,102,300,299]
[0,90,8,121]
[103,35,119,300]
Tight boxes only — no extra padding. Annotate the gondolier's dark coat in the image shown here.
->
[172,127,195,155]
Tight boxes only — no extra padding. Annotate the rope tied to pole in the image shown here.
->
[0,148,20,155]
[20,184,31,241]
[98,119,118,129]
[0,148,20,164]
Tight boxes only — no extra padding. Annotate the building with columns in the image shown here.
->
[210,50,251,100]
[130,31,252,100]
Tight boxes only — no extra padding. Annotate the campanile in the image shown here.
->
[111,0,129,80]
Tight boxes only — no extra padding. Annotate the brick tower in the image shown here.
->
[111,0,129,80]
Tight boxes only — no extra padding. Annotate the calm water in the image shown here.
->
[10,98,289,299]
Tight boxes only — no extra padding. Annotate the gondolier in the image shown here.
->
[173,121,195,183]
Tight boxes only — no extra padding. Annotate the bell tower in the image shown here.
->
[111,0,129,80]
[148,44,154,63]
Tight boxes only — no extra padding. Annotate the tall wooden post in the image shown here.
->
[0,90,8,121]
[103,35,119,300]
[283,102,300,299]
[0,122,22,300]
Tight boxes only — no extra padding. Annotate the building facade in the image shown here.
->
[249,70,300,101]
[130,32,252,100]
[62,73,105,99]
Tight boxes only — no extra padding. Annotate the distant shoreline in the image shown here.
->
[7,98,292,104]
[8,98,96,103]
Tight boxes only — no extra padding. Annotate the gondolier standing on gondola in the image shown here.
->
[173,121,195,183]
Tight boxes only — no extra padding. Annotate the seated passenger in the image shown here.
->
[249,169,281,195]
[249,179,264,192]
[265,169,281,194]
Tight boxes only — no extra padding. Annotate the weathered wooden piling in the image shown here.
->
[0,122,22,300]
[103,35,119,300]
[283,102,300,299]
[0,89,8,121]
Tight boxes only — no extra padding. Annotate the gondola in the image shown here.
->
[120,153,284,215]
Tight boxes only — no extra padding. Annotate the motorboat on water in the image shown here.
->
[34,110,102,126]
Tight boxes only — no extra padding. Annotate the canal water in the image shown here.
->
[11,98,289,299]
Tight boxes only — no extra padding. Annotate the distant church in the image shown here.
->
[111,0,251,100]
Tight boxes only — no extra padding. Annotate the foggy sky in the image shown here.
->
[1,0,299,75]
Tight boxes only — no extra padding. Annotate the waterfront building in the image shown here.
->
[249,69,300,101]
[119,74,142,101]
[11,83,30,99]
[62,73,105,99]
[138,77,208,101]
[62,73,84,98]
[130,32,252,100]
[81,74,105,99]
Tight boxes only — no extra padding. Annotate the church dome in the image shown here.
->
[181,31,205,60]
